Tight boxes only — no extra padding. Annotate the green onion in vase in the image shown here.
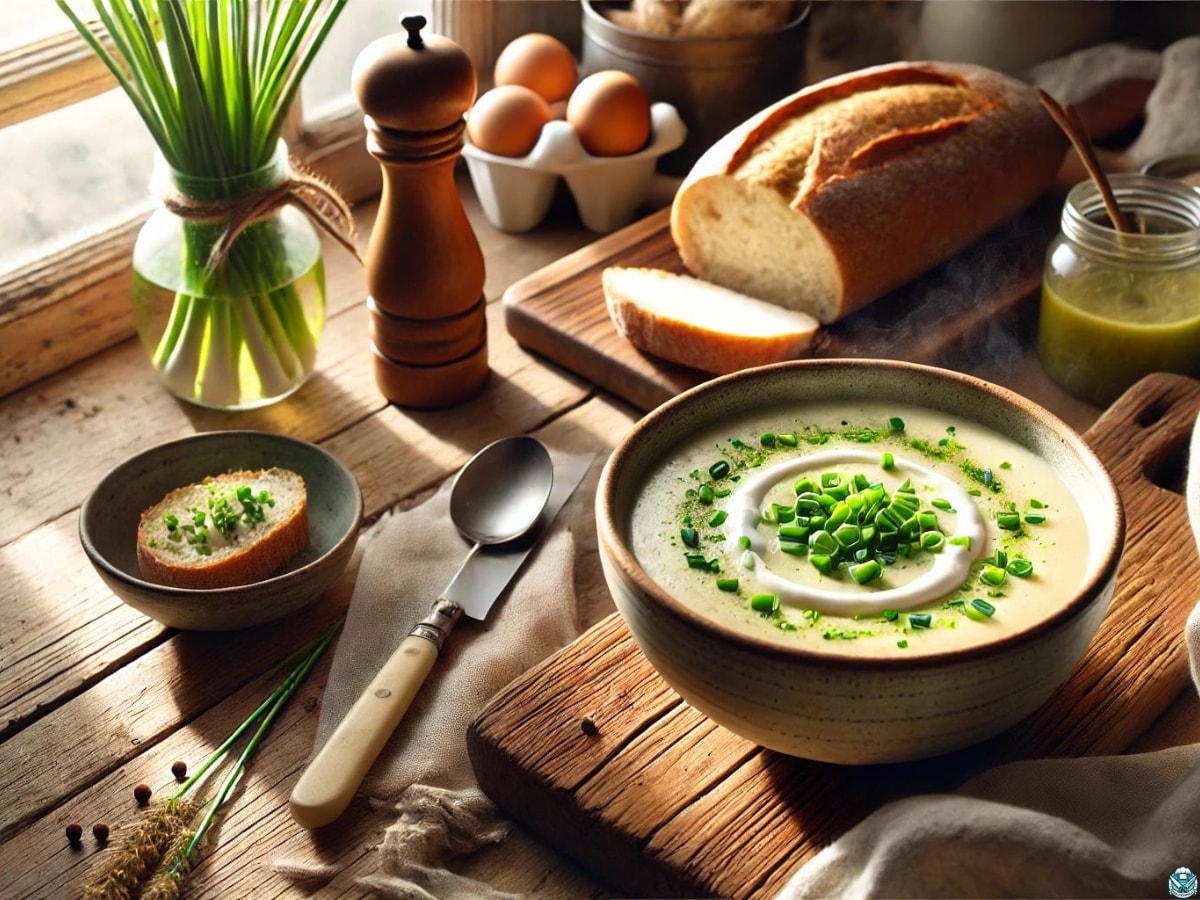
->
[58,0,357,409]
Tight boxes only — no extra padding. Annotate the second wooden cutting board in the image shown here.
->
[503,198,1060,412]
[468,372,1200,898]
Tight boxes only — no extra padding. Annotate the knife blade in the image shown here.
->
[289,448,593,829]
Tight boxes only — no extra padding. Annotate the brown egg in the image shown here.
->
[466,85,553,158]
[567,71,652,157]
[494,33,578,104]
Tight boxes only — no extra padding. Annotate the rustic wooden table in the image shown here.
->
[1,177,1197,899]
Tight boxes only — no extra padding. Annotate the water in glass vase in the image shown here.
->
[132,204,326,411]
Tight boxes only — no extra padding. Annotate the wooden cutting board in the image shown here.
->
[503,197,1061,411]
[468,372,1200,899]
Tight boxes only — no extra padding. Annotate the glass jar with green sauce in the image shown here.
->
[1038,174,1200,406]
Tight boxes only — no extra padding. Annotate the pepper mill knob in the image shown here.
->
[353,15,477,135]
[353,14,488,409]
[402,15,423,47]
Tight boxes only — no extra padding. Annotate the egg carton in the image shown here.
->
[462,102,686,234]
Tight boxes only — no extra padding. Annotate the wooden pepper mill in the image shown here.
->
[353,14,489,408]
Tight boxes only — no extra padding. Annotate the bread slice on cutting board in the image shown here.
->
[670,61,1068,324]
[137,468,309,589]
[602,266,820,375]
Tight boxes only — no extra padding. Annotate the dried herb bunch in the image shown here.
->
[82,621,340,899]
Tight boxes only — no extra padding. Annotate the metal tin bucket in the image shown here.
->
[581,0,811,175]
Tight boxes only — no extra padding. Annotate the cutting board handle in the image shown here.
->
[1085,372,1200,498]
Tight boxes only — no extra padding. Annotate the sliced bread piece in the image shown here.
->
[137,468,309,589]
[603,266,820,375]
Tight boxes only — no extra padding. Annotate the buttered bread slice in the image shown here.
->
[137,468,309,589]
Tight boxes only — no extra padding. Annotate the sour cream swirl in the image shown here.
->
[724,449,986,615]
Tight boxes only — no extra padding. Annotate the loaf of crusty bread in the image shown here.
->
[670,62,1068,324]
[137,468,308,589]
[603,266,819,374]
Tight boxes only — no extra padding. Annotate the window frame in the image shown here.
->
[0,24,381,399]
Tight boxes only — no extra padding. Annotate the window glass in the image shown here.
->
[301,0,433,119]
[1,1,430,278]
[0,2,93,52]
[0,88,154,275]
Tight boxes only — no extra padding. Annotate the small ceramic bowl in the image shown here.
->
[462,102,686,234]
[80,431,362,631]
[596,360,1125,764]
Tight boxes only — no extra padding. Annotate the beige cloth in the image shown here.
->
[279,448,611,898]
[1028,35,1200,168]
[778,410,1200,899]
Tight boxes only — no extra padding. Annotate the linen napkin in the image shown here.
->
[777,411,1200,900]
[278,446,613,898]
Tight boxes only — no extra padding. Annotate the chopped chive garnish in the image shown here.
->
[737,535,751,550]
[716,577,739,592]
[698,484,715,505]
[931,498,954,512]
[1029,498,1046,509]
[968,598,996,619]
[1024,513,1046,525]
[920,532,945,552]
[883,608,899,621]
[849,560,882,584]
[888,417,905,432]
[708,460,731,480]
[685,552,708,569]
[809,530,838,556]
[810,554,834,574]
[750,593,779,613]
[880,451,895,470]
[680,526,699,547]
[777,433,798,447]
[908,613,932,629]
[996,510,1022,531]
[1006,558,1034,578]
[980,564,1007,586]
[948,535,971,548]
[707,510,727,528]
[897,639,909,648]
[760,432,776,447]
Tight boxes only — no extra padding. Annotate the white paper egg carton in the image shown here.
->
[462,102,686,234]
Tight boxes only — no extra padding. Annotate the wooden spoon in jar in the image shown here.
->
[1039,88,1134,234]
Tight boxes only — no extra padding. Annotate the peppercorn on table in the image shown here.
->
[1,176,1197,899]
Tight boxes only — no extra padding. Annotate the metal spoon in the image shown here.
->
[290,436,554,829]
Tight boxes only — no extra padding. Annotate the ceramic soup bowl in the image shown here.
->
[596,360,1124,763]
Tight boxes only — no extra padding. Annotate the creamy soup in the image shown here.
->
[630,401,1089,658]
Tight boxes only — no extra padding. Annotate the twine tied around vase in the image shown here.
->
[162,156,363,276]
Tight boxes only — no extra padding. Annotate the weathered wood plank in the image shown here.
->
[0,395,633,898]
[0,30,116,131]
[0,311,590,739]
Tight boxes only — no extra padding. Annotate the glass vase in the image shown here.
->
[131,141,326,410]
